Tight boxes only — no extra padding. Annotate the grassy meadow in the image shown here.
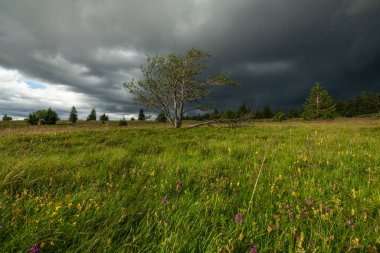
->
[0,120,379,252]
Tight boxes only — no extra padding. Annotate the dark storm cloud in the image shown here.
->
[0,0,379,118]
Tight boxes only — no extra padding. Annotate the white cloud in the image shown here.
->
[0,66,89,118]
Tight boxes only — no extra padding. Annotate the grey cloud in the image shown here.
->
[0,0,379,119]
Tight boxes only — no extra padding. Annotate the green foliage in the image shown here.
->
[272,111,287,121]
[138,108,146,121]
[26,108,59,125]
[99,113,109,123]
[302,83,336,120]
[87,109,96,121]
[221,108,236,119]
[251,109,262,119]
[124,48,237,128]
[156,111,167,123]
[335,92,380,117]
[69,106,78,124]
[287,108,300,118]
[0,122,379,252]
[118,119,128,126]
[236,103,250,118]
[2,114,12,121]
[262,105,273,119]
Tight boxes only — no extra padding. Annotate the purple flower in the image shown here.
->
[176,180,182,193]
[347,220,355,229]
[234,214,244,224]
[250,246,258,253]
[163,196,168,205]
[29,243,39,253]
[306,198,313,206]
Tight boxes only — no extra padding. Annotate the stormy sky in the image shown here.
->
[0,0,379,119]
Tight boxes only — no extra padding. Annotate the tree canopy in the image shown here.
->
[87,109,96,121]
[69,106,78,123]
[138,108,146,121]
[26,108,59,125]
[2,114,12,121]
[124,48,237,128]
[301,83,336,120]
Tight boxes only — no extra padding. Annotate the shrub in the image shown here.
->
[118,119,128,126]
[26,108,59,125]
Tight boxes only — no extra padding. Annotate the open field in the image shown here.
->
[0,120,379,252]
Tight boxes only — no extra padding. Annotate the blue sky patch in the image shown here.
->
[26,81,46,89]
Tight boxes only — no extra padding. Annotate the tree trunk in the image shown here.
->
[174,118,182,128]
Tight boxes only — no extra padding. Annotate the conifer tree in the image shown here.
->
[69,106,78,123]
[262,105,273,119]
[138,108,146,121]
[87,109,96,121]
[99,113,109,123]
[301,83,336,120]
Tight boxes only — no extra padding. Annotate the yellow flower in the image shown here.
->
[51,212,57,218]
[351,209,355,216]
[297,232,304,248]
[351,237,360,247]
[55,205,61,211]
[72,221,77,225]
[351,189,357,199]
[68,203,73,208]
[239,233,244,241]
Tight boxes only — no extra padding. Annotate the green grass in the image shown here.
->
[0,121,379,252]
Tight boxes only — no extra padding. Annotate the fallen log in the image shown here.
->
[186,118,251,129]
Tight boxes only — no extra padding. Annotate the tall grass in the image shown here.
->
[0,122,379,252]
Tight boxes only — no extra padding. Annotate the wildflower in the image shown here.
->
[351,189,357,199]
[163,196,168,205]
[306,198,313,206]
[347,220,355,229]
[29,243,39,253]
[351,209,355,216]
[176,180,182,193]
[350,237,360,247]
[297,232,304,248]
[249,246,258,253]
[235,214,244,224]
[239,233,244,241]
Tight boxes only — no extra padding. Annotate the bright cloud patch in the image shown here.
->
[0,66,88,118]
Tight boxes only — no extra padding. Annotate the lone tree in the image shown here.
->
[301,82,336,120]
[69,106,78,123]
[156,111,167,122]
[87,109,96,121]
[138,108,146,121]
[2,114,12,121]
[99,113,109,123]
[124,48,237,128]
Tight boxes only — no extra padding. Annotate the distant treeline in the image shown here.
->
[187,91,380,121]
[335,92,380,117]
